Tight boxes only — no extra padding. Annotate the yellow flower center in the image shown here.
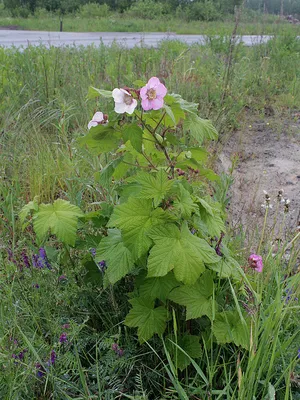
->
[147,88,157,100]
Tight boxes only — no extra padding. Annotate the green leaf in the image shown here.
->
[208,256,242,279]
[134,169,173,207]
[123,123,143,153]
[195,197,225,237]
[97,156,124,186]
[33,199,83,246]
[87,86,112,99]
[166,335,202,371]
[125,297,168,343]
[108,198,170,260]
[184,113,218,144]
[213,311,250,350]
[164,102,186,127]
[78,124,120,154]
[172,183,198,218]
[96,229,134,286]
[147,224,219,285]
[168,270,216,320]
[19,196,39,224]
[167,93,199,113]
[83,258,103,285]
[139,272,179,302]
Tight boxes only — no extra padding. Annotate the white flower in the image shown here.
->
[88,112,106,130]
[112,88,137,115]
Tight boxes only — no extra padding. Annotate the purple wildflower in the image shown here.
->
[117,348,124,357]
[248,254,263,273]
[111,343,118,352]
[21,250,30,268]
[7,249,17,265]
[32,248,51,269]
[58,275,67,282]
[98,260,106,272]
[35,363,45,378]
[298,349,300,359]
[32,283,40,289]
[50,350,56,365]
[59,333,68,343]
[90,248,96,258]
[62,323,70,330]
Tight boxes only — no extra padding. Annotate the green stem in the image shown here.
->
[257,206,269,254]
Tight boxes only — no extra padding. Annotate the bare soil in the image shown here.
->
[219,113,300,245]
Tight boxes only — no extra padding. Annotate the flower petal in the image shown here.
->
[112,88,124,103]
[151,97,164,110]
[88,121,98,130]
[156,83,167,97]
[114,102,127,114]
[92,112,104,122]
[126,99,137,114]
[140,86,148,100]
[141,98,151,111]
[147,77,160,88]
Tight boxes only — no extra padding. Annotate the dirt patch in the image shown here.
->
[0,25,22,30]
[219,114,300,244]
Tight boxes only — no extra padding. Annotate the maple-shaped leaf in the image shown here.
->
[132,169,173,207]
[19,196,39,225]
[168,270,217,320]
[147,223,220,284]
[78,123,120,154]
[33,199,83,246]
[166,334,202,371]
[108,198,170,260]
[172,183,198,218]
[184,113,218,144]
[195,197,225,237]
[125,297,168,343]
[122,123,143,153]
[213,311,250,350]
[96,229,135,286]
[139,272,179,302]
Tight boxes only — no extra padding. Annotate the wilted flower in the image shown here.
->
[48,350,56,366]
[283,198,290,213]
[261,190,272,209]
[277,189,284,202]
[88,112,108,129]
[62,323,70,330]
[21,250,30,269]
[112,88,137,114]
[140,77,167,111]
[248,254,263,273]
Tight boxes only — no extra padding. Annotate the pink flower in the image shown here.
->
[248,254,263,273]
[140,77,167,111]
[112,88,137,114]
[88,112,108,130]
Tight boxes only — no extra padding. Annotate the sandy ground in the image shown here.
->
[219,113,300,245]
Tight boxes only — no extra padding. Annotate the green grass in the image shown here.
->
[0,29,300,399]
[1,14,300,35]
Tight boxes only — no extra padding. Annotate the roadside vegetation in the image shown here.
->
[0,23,300,400]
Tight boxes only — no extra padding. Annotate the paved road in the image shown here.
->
[0,30,275,48]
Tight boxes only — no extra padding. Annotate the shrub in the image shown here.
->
[78,2,110,18]
[125,0,170,20]
[185,0,221,22]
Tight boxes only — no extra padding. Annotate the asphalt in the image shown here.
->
[0,30,275,48]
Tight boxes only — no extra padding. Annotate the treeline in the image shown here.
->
[2,0,300,19]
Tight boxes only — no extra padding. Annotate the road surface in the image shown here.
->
[0,30,275,48]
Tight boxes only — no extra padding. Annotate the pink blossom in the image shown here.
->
[140,77,167,111]
[112,88,137,114]
[248,254,263,273]
[88,112,108,130]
